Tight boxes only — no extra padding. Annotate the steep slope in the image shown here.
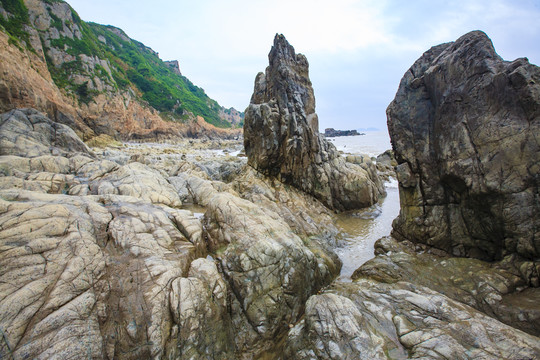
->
[0,0,242,140]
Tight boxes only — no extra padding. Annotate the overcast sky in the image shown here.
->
[65,0,540,131]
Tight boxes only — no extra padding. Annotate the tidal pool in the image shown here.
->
[334,182,400,281]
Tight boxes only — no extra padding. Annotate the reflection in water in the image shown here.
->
[334,184,400,281]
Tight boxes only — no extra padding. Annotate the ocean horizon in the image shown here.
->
[326,130,392,158]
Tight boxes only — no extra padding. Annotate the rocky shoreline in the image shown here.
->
[0,31,539,359]
[323,128,363,137]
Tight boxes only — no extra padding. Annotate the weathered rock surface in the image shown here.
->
[232,167,339,240]
[0,190,109,360]
[387,30,540,262]
[375,149,397,181]
[0,189,214,359]
[283,30,540,360]
[90,162,182,207]
[0,109,340,359]
[354,237,540,337]
[285,279,540,359]
[284,31,540,359]
[244,34,384,211]
[0,108,90,157]
[175,171,340,352]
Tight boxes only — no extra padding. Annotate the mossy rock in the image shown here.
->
[85,133,122,148]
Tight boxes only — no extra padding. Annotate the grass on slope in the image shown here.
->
[1,0,231,127]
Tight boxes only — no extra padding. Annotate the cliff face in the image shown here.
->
[0,0,242,140]
[387,31,540,261]
[219,106,244,127]
[244,34,384,211]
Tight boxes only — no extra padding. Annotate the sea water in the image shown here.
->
[327,131,400,281]
[327,130,392,158]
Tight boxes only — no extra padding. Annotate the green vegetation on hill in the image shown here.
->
[0,0,235,128]
[88,23,228,126]
[0,0,31,48]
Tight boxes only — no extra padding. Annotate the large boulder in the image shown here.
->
[180,172,340,353]
[244,34,384,211]
[387,31,540,261]
[0,108,91,157]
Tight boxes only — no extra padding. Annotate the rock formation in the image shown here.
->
[0,108,341,359]
[387,30,540,262]
[3,26,540,359]
[244,34,384,211]
[281,30,540,359]
[164,60,182,76]
[354,237,540,336]
[0,0,241,141]
[285,276,540,359]
[324,128,361,137]
[0,108,90,157]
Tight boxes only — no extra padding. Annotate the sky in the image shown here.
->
[65,0,540,131]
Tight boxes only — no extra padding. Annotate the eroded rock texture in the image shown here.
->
[283,31,540,360]
[0,109,341,359]
[387,31,540,261]
[285,279,540,359]
[354,237,540,337]
[0,108,90,157]
[244,34,384,211]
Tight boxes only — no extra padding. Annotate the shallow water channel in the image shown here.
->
[334,182,400,281]
[184,182,401,282]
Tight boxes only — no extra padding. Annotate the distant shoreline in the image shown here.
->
[323,128,365,137]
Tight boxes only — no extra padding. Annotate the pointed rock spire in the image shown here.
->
[244,34,384,211]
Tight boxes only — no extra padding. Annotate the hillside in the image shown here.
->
[0,0,243,140]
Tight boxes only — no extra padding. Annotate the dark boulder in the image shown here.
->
[387,30,540,262]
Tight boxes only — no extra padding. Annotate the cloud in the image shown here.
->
[379,0,540,60]
[65,0,540,128]
[183,0,395,56]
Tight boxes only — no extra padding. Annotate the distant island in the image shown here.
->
[324,128,365,137]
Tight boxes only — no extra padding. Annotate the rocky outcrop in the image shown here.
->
[387,30,540,262]
[0,108,90,157]
[323,128,361,137]
[354,237,540,336]
[282,31,540,359]
[375,149,397,181]
[219,107,244,128]
[244,34,384,211]
[164,60,182,76]
[285,277,540,359]
[0,109,340,359]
